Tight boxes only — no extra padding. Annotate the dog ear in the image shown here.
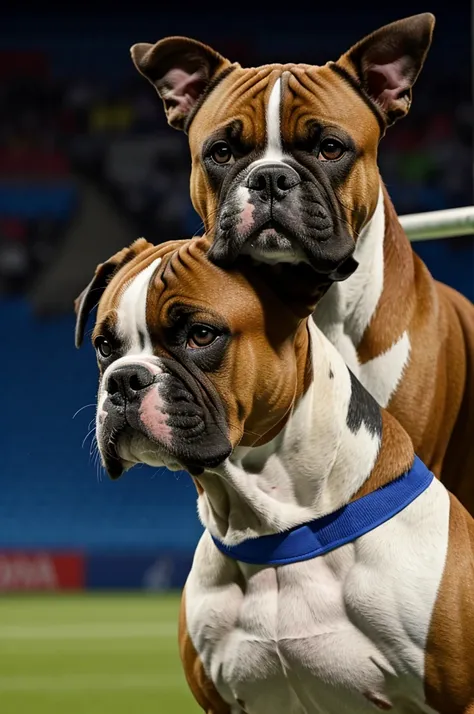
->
[337,13,435,126]
[74,238,153,349]
[130,36,234,130]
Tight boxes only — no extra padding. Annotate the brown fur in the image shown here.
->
[354,190,474,508]
[91,238,312,451]
[147,239,312,449]
[83,236,423,711]
[86,16,474,708]
[91,239,186,341]
[437,285,474,514]
[184,61,381,245]
[424,493,474,712]
[130,37,233,131]
[130,18,474,515]
[77,235,474,711]
[78,236,321,712]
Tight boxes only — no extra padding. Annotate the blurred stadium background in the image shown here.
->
[0,3,472,713]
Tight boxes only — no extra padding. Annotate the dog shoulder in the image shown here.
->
[179,586,231,713]
[424,491,474,710]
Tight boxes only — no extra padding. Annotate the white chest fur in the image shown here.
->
[185,478,449,714]
[314,186,410,409]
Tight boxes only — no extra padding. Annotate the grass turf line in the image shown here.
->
[0,593,200,714]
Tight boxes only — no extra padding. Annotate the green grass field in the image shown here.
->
[0,593,200,713]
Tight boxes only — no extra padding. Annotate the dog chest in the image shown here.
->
[186,544,403,712]
[185,482,449,713]
[216,557,399,713]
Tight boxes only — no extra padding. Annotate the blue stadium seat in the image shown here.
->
[0,298,203,553]
[0,182,77,220]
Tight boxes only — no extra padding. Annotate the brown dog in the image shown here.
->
[130,14,474,513]
[75,237,474,713]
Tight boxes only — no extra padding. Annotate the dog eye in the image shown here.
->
[187,325,220,349]
[318,138,345,161]
[94,337,113,358]
[210,141,234,165]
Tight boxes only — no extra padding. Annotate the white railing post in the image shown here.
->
[400,206,474,242]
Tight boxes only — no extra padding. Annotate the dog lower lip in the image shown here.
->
[247,220,287,241]
[242,222,309,266]
[187,465,205,477]
[107,461,124,480]
[104,448,124,480]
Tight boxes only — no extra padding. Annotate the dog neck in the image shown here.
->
[195,320,414,546]
[314,180,416,407]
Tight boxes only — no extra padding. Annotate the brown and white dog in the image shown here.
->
[75,237,474,713]
[130,14,474,513]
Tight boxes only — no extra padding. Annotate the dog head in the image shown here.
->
[131,14,434,278]
[75,238,321,479]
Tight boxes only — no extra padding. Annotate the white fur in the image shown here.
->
[359,330,411,408]
[264,77,283,161]
[98,257,163,393]
[96,257,169,469]
[316,186,385,347]
[241,76,307,267]
[186,481,448,713]
[116,257,162,354]
[315,185,411,407]
[197,322,380,546]
[246,77,287,172]
[184,321,449,713]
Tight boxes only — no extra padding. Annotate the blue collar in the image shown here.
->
[211,456,433,566]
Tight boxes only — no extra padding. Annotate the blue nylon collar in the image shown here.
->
[211,456,433,566]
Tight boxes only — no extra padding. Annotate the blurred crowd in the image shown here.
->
[0,45,472,296]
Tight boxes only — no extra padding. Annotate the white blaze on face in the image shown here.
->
[96,255,173,460]
[238,76,286,239]
[264,77,283,161]
[116,257,162,355]
[247,77,285,171]
[97,256,164,430]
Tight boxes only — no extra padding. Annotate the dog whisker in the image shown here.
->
[72,403,96,419]
[81,427,96,449]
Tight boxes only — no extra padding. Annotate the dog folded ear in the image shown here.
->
[337,13,435,126]
[74,238,153,349]
[130,36,235,130]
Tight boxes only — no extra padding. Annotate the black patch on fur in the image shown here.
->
[328,63,386,135]
[346,369,382,438]
[184,64,238,134]
[138,330,146,350]
[329,368,334,379]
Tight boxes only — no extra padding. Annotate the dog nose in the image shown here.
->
[246,162,301,199]
[105,364,154,402]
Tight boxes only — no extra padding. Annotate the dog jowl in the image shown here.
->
[74,238,316,481]
[130,14,434,279]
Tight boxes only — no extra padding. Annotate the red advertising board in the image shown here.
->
[0,552,84,591]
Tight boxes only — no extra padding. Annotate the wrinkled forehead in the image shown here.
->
[95,241,266,341]
[189,62,380,148]
[96,248,163,324]
[95,249,168,343]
